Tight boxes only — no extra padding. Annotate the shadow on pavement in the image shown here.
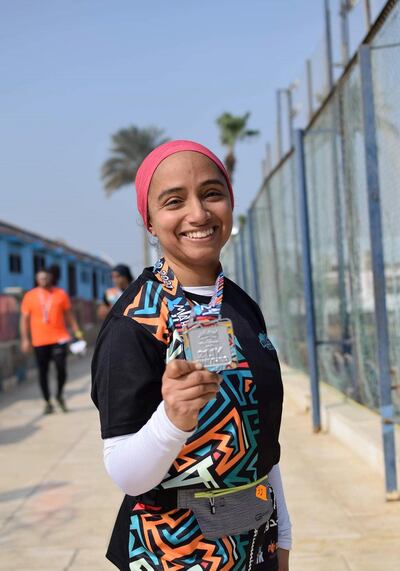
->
[0,481,68,503]
[0,421,42,445]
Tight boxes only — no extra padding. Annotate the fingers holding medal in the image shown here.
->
[162,360,222,432]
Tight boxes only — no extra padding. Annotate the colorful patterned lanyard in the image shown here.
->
[39,288,53,324]
[153,257,224,334]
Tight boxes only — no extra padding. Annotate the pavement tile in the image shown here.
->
[68,547,116,569]
[0,547,74,569]
[288,553,351,571]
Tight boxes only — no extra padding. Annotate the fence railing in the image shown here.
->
[0,295,19,343]
[222,0,400,497]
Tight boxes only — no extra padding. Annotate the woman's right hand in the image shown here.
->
[20,338,31,354]
[162,360,222,432]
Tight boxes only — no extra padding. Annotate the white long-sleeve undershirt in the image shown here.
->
[103,284,292,550]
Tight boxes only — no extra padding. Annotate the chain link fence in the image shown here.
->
[222,0,400,415]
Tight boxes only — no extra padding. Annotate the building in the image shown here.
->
[0,220,112,300]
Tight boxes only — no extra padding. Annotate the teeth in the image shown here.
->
[185,227,215,239]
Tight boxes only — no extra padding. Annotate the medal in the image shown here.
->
[153,258,238,372]
[183,319,237,372]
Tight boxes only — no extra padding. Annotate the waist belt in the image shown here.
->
[134,475,273,540]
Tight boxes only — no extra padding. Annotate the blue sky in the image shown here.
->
[1,1,335,275]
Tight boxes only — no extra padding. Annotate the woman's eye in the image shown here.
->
[205,190,223,199]
[165,198,183,208]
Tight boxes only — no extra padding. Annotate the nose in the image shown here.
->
[186,196,211,226]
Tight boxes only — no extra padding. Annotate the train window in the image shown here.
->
[9,253,22,274]
[33,253,46,274]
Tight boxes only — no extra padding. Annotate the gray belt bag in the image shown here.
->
[177,477,273,540]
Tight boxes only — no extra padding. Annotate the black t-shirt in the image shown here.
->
[91,268,284,570]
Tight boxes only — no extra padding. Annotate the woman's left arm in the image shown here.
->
[269,463,291,569]
[64,308,82,338]
[277,547,289,571]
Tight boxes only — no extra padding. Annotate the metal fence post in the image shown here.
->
[233,237,241,288]
[324,0,334,91]
[276,90,283,160]
[294,129,321,432]
[359,44,398,499]
[363,0,372,30]
[239,225,249,292]
[247,207,261,303]
[306,59,314,121]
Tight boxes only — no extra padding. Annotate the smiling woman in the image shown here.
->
[91,140,291,571]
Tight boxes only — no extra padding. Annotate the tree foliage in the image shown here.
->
[216,112,259,180]
[101,126,168,194]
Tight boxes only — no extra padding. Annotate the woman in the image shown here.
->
[97,264,134,320]
[91,140,291,570]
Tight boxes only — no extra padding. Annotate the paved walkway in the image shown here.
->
[0,356,399,570]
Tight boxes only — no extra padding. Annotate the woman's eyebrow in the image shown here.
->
[157,187,185,202]
[199,179,225,188]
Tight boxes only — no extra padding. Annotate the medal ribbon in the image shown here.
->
[39,289,53,324]
[153,257,224,334]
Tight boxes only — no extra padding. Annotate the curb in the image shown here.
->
[281,363,400,481]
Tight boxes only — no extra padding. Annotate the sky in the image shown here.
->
[1,0,354,276]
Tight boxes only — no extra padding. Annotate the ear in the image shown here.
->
[147,221,157,237]
[146,209,158,236]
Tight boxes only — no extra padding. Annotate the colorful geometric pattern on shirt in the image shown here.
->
[124,280,171,345]
[127,496,279,570]
[128,504,249,570]
[125,282,260,490]
[161,339,259,490]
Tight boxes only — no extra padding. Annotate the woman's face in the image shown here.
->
[112,271,129,290]
[148,151,233,271]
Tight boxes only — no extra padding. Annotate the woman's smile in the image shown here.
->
[180,225,218,241]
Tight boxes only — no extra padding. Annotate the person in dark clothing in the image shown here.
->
[98,264,134,320]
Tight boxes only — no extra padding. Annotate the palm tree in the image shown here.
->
[101,126,169,266]
[216,112,259,181]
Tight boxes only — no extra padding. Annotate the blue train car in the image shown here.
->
[0,220,112,300]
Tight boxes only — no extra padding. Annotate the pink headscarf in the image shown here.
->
[135,140,234,229]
